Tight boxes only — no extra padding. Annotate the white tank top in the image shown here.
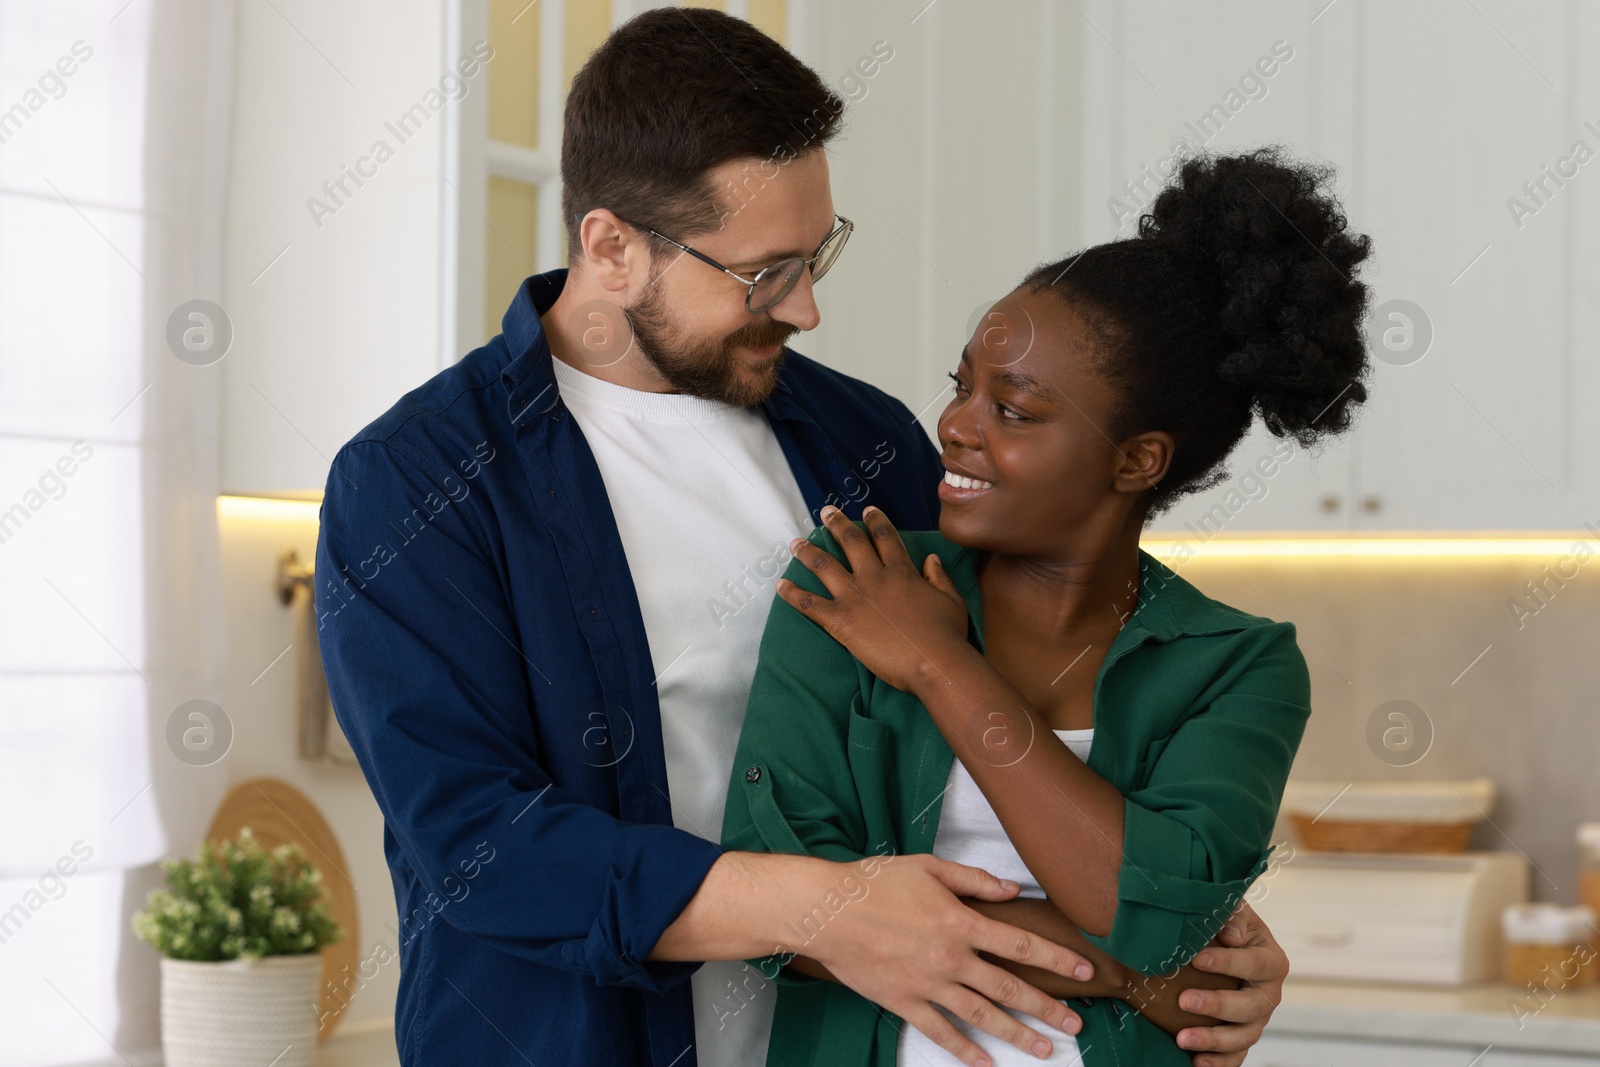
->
[896,729,1095,1067]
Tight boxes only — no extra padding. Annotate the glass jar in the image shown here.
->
[1503,903,1593,990]
[1578,823,1600,983]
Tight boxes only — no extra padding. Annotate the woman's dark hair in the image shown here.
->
[1022,145,1373,521]
[561,8,845,256]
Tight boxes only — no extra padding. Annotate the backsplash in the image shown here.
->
[1168,550,1600,906]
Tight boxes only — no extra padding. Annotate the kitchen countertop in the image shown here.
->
[291,982,1600,1064]
[1269,977,1600,1055]
[314,1021,400,1067]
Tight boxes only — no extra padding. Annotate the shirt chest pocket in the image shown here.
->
[737,692,898,862]
[846,693,898,849]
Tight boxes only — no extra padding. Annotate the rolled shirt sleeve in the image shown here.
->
[316,439,724,992]
[1085,622,1312,974]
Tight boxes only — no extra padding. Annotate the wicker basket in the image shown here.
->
[1289,814,1476,854]
[160,954,321,1067]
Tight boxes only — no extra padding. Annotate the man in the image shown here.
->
[316,9,1288,1067]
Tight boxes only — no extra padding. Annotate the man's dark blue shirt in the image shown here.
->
[315,269,945,1065]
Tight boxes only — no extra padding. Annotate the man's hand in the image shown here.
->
[792,853,1092,1067]
[1174,901,1288,1067]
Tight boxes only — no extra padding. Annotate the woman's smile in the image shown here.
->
[938,465,996,502]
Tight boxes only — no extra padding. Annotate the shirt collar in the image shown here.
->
[496,267,818,429]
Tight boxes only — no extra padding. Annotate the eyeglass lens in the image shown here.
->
[748,224,850,312]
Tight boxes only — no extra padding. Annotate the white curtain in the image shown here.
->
[0,1,233,1063]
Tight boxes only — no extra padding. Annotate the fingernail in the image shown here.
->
[1177,1032,1195,1049]
[820,505,840,519]
[1074,963,1092,980]
[999,878,1020,892]
[1223,922,1241,938]
[1182,992,1201,1011]
[1197,951,1213,968]
[790,537,803,550]
[865,504,879,515]
[1032,1040,1051,1058]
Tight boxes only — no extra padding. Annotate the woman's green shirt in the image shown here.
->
[720,523,1311,1067]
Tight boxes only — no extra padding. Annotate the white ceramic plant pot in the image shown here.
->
[160,954,322,1067]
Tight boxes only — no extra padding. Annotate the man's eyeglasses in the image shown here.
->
[618,214,853,314]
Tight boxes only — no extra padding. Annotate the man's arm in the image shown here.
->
[649,849,1097,1067]
[316,439,722,992]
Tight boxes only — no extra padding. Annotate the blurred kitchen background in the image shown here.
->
[2,0,1599,1064]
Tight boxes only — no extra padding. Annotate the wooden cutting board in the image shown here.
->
[207,777,361,1042]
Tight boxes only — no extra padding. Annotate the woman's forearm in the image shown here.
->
[961,898,1130,1000]
[778,900,1124,999]
[967,899,1238,1036]
[784,898,1237,1036]
[909,642,1127,934]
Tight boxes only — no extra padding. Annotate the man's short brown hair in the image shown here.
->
[560,7,845,258]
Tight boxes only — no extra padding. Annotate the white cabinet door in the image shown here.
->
[1083,0,1592,533]
[1483,1051,1600,1067]
[1082,0,1364,535]
[1252,1033,1484,1066]
[221,2,451,495]
[1348,0,1582,530]
[1255,1032,1600,1066]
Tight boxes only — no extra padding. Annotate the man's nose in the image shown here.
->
[769,268,821,331]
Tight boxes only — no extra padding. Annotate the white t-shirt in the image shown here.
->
[897,729,1096,1067]
[550,355,814,1067]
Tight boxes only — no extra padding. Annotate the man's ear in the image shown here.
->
[1113,430,1173,497]
[576,209,647,295]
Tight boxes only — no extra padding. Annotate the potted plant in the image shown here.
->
[132,826,344,1067]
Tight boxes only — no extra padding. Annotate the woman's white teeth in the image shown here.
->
[943,470,994,490]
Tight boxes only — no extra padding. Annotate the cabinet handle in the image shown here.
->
[1319,494,1342,513]
[1361,495,1383,514]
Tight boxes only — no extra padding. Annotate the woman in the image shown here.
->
[720,147,1373,1067]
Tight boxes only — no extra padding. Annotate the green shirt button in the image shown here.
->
[745,766,761,783]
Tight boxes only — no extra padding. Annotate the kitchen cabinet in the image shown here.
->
[220,2,452,495]
[1255,1034,1600,1066]
[1253,1034,1480,1066]
[1257,978,1600,1066]
[1078,0,1598,533]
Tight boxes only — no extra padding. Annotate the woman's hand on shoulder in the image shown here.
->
[778,505,972,693]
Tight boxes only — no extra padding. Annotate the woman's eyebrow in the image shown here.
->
[958,346,1062,404]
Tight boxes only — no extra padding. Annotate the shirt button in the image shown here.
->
[745,766,761,783]
[1074,997,1094,1009]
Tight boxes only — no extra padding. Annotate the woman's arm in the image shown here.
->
[778,898,1237,1036]
[779,506,1311,976]
[964,899,1240,1037]
[907,640,1127,934]
[720,525,1099,1067]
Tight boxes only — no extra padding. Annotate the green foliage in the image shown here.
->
[132,826,343,961]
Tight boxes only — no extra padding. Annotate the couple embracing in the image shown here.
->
[317,8,1373,1067]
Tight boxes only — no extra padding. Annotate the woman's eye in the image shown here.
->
[946,371,1025,420]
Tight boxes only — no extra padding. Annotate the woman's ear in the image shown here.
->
[1113,431,1173,496]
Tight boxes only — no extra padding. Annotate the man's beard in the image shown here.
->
[624,279,798,406]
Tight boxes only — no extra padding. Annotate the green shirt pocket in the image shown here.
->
[846,692,897,850]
